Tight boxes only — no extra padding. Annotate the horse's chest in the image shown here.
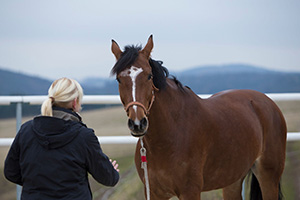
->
[147,167,177,197]
[148,159,190,192]
[135,146,191,196]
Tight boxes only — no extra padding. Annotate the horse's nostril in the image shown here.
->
[141,117,148,129]
[128,119,135,131]
[128,117,148,135]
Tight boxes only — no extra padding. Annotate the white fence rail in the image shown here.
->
[1,134,300,147]
[0,93,300,147]
[1,94,300,200]
[0,136,138,146]
[1,93,300,105]
[0,95,122,105]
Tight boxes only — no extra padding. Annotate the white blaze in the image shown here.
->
[120,66,143,123]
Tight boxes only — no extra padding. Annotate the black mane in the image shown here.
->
[149,59,168,90]
[111,45,185,91]
[149,59,185,91]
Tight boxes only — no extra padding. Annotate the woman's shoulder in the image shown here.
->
[75,122,97,142]
[13,119,35,143]
[19,119,34,132]
[75,121,95,134]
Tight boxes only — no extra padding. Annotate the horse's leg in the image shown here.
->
[178,192,201,200]
[251,156,284,200]
[248,93,286,200]
[222,177,245,200]
[147,189,172,200]
[177,178,203,200]
[149,195,169,200]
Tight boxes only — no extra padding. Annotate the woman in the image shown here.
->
[4,77,119,200]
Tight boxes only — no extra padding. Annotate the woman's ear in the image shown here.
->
[72,98,76,106]
[72,98,78,111]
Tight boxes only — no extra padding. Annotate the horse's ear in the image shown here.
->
[111,39,122,60]
[141,35,153,58]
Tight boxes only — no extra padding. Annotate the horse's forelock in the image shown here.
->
[110,44,173,90]
[111,45,142,75]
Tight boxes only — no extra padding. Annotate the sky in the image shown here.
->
[0,0,299,81]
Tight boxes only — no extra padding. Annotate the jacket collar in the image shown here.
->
[52,106,82,122]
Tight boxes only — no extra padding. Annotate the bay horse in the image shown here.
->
[111,35,287,200]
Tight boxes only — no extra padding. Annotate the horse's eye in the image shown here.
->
[148,74,153,80]
[116,77,121,83]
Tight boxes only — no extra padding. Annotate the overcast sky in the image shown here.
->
[0,0,299,81]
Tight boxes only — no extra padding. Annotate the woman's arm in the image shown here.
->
[4,132,23,185]
[84,131,120,186]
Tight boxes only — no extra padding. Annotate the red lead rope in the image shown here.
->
[140,137,150,200]
[141,155,147,162]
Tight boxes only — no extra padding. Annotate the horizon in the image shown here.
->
[1,62,300,82]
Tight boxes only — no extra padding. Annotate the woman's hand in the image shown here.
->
[110,159,120,172]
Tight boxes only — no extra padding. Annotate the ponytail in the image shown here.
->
[41,97,54,116]
[41,78,83,116]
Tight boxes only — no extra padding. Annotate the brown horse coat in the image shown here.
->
[111,36,286,200]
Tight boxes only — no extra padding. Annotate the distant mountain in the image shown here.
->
[1,64,300,96]
[81,77,108,88]
[0,67,119,96]
[0,68,52,95]
[81,77,118,95]
[176,64,300,94]
[1,64,299,119]
[0,68,117,118]
[179,64,274,75]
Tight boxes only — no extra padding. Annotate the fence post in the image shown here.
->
[16,102,22,200]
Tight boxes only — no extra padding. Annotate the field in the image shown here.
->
[0,100,299,200]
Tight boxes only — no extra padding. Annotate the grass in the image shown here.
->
[0,100,299,200]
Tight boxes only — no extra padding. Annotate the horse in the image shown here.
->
[110,35,287,200]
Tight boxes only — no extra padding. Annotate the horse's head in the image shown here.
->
[111,35,159,137]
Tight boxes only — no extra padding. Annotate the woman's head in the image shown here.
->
[41,77,84,116]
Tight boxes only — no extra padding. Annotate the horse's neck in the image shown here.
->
[146,81,197,145]
[153,79,199,116]
[151,83,185,121]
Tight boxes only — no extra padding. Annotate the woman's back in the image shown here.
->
[4,78,119,200]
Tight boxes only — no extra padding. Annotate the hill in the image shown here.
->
[1,64,300,96]
[176,64,300,93]
[0,68,52,95]
[82,64,300,94]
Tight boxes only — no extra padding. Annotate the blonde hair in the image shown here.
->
[41,77,84,116]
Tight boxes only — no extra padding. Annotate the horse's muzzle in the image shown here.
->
[128,117,148,137]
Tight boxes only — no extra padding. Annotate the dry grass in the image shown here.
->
[0,100,299,200]
[81,106,129,136]
[276,101,300,132]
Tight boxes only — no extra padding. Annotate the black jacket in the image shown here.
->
[4,107,119,200]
